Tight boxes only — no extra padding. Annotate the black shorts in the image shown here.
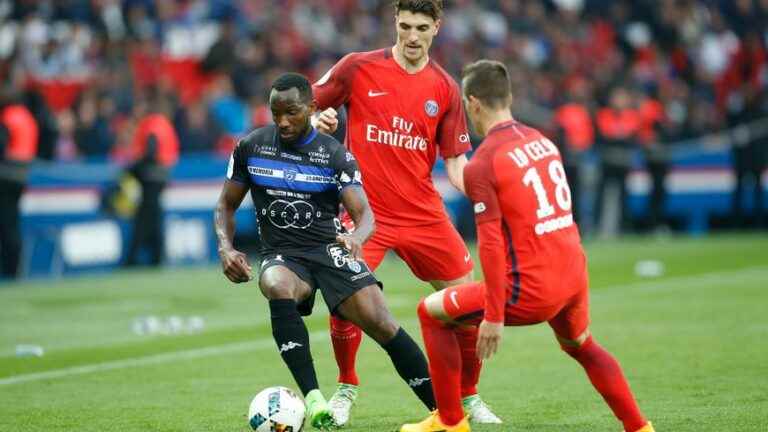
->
[259,244,381,316]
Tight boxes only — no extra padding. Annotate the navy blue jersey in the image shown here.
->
[227,125,362,253]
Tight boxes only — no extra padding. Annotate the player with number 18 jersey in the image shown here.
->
[402,60,652,432]
[462,120,587,326]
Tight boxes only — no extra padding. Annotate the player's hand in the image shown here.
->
[218,247,252,283]
[314,108,338,134]
[477,320,503,360]
[336,233,363,261]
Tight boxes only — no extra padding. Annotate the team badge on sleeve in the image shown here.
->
[474,202,487,214]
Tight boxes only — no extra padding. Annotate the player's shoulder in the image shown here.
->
[488,120,542,144]
[426,59,461,92]
[315,130,343,150]
[236,125,276,154]
[336,49,388,71]
[354,48,389,63]
[239,125,275,146]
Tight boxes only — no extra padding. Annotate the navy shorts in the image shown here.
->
[259,243,381,316]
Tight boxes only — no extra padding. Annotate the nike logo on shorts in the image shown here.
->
[464,253,471,262]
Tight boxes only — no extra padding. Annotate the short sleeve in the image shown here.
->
[464,155,502,224]
[436,81,471,159]
[226,140,249,184]
[331,145,363,191]
[313,53,359,110]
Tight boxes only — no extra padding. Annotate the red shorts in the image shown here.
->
[441,276,590,341]
[360,219,473,282]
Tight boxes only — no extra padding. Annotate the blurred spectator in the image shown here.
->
[0,89,38,279]
[636,88,669,231]
[123,92,179,267]
[729,87,768,227]
[176,100,222,154]
[596,85,641,236]
[553,77,596,227]
[207,75,250,141]
[74,91,116,157]
[22,88,58,160]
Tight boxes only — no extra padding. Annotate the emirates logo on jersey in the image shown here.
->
[365,116,429,151]
[424,100,439,117]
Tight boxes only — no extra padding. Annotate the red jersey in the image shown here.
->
[1,104,38,162]
[464,120,585,323]
[554,103,594,151]
[313,48,471,226]
[131,113,180,166]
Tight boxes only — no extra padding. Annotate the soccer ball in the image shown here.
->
[248,386,306,431]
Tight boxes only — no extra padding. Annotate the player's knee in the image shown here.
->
[417,299,429,320]
[364,312,399,344]
[417,298,439,323]
[258,276,295,300]
[559,334,594,358]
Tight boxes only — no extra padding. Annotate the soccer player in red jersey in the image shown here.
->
[311,0,500,426]
[400,60,655,432]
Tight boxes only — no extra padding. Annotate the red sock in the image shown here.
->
[417,300,464,426]
[329,315,362,386]
[564,336,647,432]
[455,326,481,398]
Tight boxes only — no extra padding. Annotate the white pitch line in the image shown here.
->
[1,266,765,387]
[594,265,768,295]
[0,331,327,387]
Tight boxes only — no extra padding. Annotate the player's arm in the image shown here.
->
[444,154,469,194]
[215,149,253,283]
[312,53,357,134]
[464,161,507,359]
[476,217,507,359]
[334,146,373,260]
[339,185,375,260]
[312,107,339,135]
[437,81,472,193]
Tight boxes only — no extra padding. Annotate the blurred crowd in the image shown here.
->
[0,0,765,160]
[1,0,767,277]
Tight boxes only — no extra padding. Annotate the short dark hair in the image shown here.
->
[461,60,512,109]
[271,72,312,103]
[393,0,443,21]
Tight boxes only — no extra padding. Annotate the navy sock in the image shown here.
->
[382,327,436,410]
[269,299,318,396]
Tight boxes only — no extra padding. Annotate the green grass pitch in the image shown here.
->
[1,234,767,431]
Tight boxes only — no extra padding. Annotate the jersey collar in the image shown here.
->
[277,126,318,148]
[488,119,518,135]
[297,126,318,147]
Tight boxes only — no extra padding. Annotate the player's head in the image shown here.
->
[393,0,442,65]
[461,59,513,136]
[269,72,317,145]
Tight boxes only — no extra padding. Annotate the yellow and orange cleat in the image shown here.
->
[627,422,655,432]
[400,411,470,432]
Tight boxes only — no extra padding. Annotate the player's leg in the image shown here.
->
[400,283,484,432]
[548,287,652,432]
[335,284,436,413]
[326,227,393,424]
[258,259,334,429]
[397,221,500,424]
[329,232,389,386]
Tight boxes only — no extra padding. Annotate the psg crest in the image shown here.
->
[424,100,439,117]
